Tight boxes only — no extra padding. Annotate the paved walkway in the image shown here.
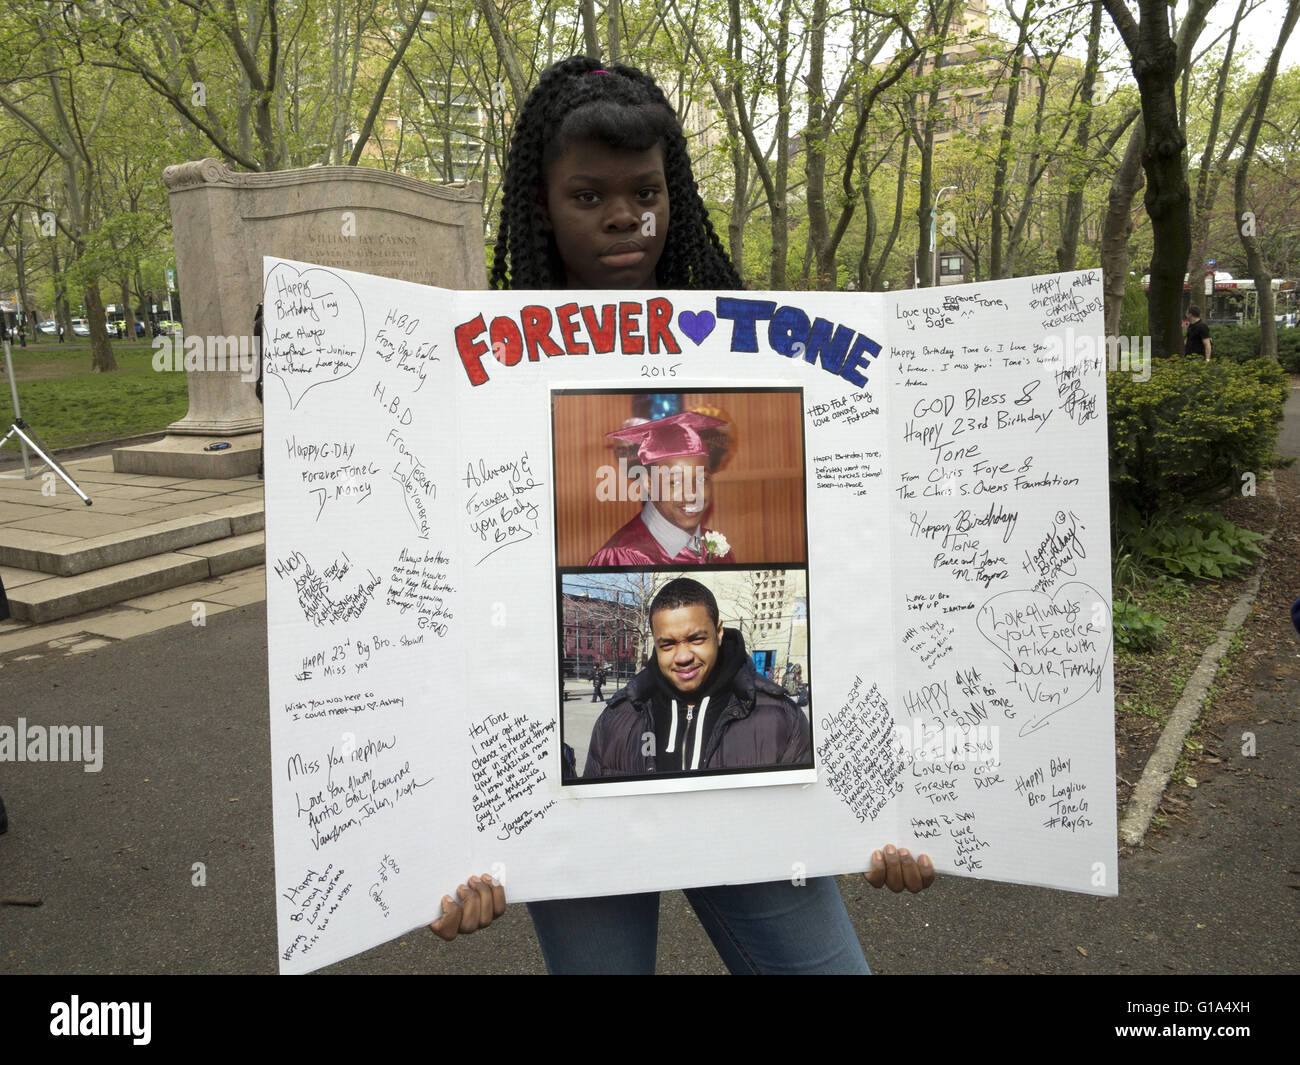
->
[0,454,265,663]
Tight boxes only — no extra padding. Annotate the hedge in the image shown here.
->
[1108,358,1288,515]
[1204,324,1300,373]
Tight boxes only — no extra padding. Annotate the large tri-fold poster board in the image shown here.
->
[262,257,1117,973]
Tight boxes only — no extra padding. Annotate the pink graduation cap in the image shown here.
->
[606,410,725,466]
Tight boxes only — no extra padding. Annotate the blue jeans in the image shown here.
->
[526,876,871,974]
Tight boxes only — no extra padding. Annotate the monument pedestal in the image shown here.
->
[117,157,485,478]
[113,434,262,478]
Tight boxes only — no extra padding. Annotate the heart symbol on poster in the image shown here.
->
[678,310,716,345]
[263,262,367,408]
[975,582,1112,737]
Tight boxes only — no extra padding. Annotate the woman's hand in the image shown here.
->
[864,844,935,893]
[429,873,506,941]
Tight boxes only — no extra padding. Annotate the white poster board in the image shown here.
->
[262,258,1117,973]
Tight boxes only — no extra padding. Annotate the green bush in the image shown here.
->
[1108,359,1287,514]
[1208,323,1259,362]
[1284,329,1300,373]
[1206,324,1300,372]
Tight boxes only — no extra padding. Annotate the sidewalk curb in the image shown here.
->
[1117,476,1280,847]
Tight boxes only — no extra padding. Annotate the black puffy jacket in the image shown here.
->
[583,640,812,778]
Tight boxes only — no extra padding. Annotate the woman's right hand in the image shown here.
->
[429,873,506,941]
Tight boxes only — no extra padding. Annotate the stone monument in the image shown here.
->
[113,158,487,478]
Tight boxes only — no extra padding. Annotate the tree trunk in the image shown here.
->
[859,184,877,291]
[476,0,528,104]
[1101,121,1145,337]
[1003,60,1055,276]
[867,131,909,291]
[805,0,830,288]
[606,0,622,65]
[990,0,1034,279]
[1057,1,1102,272]
[809,11,917,289]
[769,0,793,288]
[120,278,133,337]
[729,143,748,276]
[15,213,35,344]
[348,1,431,166]
[85,281,116,372]
[1102,0,1215,356]
[913,0,960,288]
[1135,28,1190,355]
[50,239,71,340]
[580,0,600,59]
[725,7,748,274]
[1234,0,1300,361]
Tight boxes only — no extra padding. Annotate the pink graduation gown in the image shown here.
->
[586,513,736,566]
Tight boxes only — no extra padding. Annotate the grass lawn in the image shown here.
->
[1,339,191,451]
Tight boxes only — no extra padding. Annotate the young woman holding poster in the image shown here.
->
[429,55,934,972]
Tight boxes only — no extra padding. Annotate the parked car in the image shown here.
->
[38,319,59,335]
[71,318,90,337]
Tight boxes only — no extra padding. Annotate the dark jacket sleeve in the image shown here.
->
[582,710,614,778]
[779,703,813,766]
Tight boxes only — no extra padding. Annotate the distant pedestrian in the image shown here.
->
[17,324,26,348]
[1185,306,1212,361]
[782,661,801,695]
[591,664,605,702]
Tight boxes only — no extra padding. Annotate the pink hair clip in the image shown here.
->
[590,69,611,75]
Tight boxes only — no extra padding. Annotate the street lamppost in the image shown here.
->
[165,263,177,331]
[930,185,957,287]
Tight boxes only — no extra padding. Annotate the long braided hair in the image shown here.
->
[491,55,741,290]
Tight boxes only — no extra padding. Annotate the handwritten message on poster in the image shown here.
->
[263,258,1117,973]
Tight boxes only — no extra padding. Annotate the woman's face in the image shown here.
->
[542,138,670,289]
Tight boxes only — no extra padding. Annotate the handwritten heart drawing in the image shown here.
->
[678,310,716,345]
[263,263,366,409]
[975,582,1112,737]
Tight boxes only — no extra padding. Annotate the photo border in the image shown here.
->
[550,384,814,797]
